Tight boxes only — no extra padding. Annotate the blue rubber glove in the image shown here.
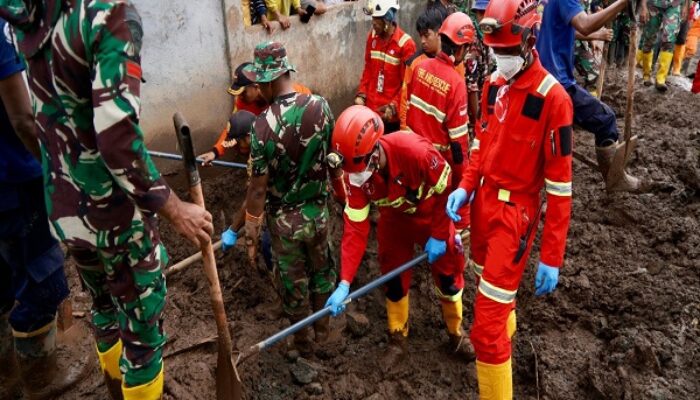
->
[325,282,350,317]
[446,188,468,222]
[221,228,237,252]
[424,237,447,263]
[534,262,559,296]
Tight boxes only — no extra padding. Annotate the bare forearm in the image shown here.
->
[245,175,268,217]
[572,0,626,36]
[0,72,40,159]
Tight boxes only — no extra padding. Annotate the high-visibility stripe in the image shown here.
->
[435,286,463,302]
[471,261,484,277]
[470,138,481,151]
[545,178,572,197]
[432,164,450,195]
[448,123,469,140]
[497,189,511,202]
[370,50,400,66]
[409,94,446,123]
[344,203,370,222]
[478,278,517,304]
[536,74,558,97]
[398,33,411,47]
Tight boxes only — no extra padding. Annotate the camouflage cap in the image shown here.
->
[242,41,296,83]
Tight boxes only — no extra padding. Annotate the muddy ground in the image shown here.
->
[58,69,699,399]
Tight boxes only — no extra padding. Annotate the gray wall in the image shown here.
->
[136,0,422,151]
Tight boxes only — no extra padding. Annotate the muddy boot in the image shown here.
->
[286,313,314,359]
[447,328,476,362]
[641,51,654,86]
[311,293,331,344]
[380,331,408,372]
[15,320,88,399]
[0,311,20,400]
[655,51,673,92]
[672,44,686,76]
[97,340,124,400]
[595,141,645,193]
[122,367,163,400]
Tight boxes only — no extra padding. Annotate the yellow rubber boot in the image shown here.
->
[476,358,513,400]
[386,295,409,336]
[97,340,124,399]
[506,309,517,339]
[122,365,164,400]
[672,44,686,76]
[655,51,673,92]
[635,49,643,67]
[641,51,654,86]
[440,297,475,360]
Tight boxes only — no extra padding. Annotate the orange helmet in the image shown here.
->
[480,0,541,48]
[438,12,476,45]
[330,106,384,173]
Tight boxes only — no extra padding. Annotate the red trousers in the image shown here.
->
[693,62,700,94]
[377,209,465,302]
[468,182,539,365]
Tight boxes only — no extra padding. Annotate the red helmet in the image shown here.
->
[331,106,384,173]
[480,0,541,48]
[438,12,476,45]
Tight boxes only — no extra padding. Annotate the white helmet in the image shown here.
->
[364,0,400,18]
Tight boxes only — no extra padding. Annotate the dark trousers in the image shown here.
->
[566,84,619,147]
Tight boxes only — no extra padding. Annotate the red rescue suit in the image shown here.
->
[406,52,470,229]
[340,133,463,303]
[357,27,416,122]
[460,55,573,365]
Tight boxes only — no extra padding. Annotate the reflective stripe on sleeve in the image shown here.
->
[536,74,558,97]
[398,33,412,47]
[448,123,469,140]
[409,94,446,123]
[545,178,572,197]
[478,278,517,304]
[425,164,451,200]
[471,261,484,277]
[370,50,400,66]
[470,138,480,151]
[344,203,370,222]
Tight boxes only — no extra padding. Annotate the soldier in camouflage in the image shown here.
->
[0,1,213,399]
[639,0,689,90]
[466,0,494,133]
[243,42,337,357]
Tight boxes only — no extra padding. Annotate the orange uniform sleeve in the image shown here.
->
[459,78,492,193]
[399,62,414,130]
[212,125,229,158]
[357,32,373,98]
[421,149,453,241]
[340,178,372,283]
[540,88,574,268]
[445,76,470,183]
[388,37,416,112]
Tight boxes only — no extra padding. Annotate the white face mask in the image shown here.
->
[494,54,525,81]
[348,170,374,187]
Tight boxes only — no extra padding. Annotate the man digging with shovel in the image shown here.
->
[243,42,338,359]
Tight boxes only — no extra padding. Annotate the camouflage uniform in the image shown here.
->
[0,0,169,388]
[641,0,684,52]
[574,0,600,90]
[246,43,337,318]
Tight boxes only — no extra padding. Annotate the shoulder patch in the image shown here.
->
[522,94,544,120]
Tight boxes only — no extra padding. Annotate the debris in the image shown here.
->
[305,382,323,395]
[346,310,370,337]
[290,358,319,385]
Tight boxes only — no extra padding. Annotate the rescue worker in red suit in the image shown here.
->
[324,106,474,369]
[355,0,417,133]
[446,0,573,397]
[406,12,475,234]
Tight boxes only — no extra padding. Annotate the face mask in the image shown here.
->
[348,171,374,187]
[494,54,525,81]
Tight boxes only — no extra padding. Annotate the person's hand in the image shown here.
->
[595,27,613,42]
[639,4,649,24]
[277,13,291,29]
[681,4,688,22]
[244,211,263,263]
[325,281,350,316]
[160,194,213,248]
[354,96,366,106]
[296,6,307,17]
[221,228,237,252]
[534,262,559,296]
[446,188,468,222]
[424,237,446,264]
[260,15,275,34]
[199,151,216,167]
[314,2,327,15]
[377,104,396,121]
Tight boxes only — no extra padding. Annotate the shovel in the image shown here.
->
[234,231,470,365]
[173,112,241,400]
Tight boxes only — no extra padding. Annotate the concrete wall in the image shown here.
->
[136,0,422,151]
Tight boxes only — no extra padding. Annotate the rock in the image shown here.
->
[305,382,323,395]
[346,311,370,337]
[290,358,319,385]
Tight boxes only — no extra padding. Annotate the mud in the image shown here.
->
[56,69,699,399]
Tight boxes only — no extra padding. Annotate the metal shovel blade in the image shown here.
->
[217,350,243,400]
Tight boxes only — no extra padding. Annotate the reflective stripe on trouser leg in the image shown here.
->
[386,295,409,336]
[94,231,168,388]
[476,358,513,400]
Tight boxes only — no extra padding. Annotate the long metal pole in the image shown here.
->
[149,150,247,169]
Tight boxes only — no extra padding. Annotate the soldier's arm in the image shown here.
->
[90,3,171,213]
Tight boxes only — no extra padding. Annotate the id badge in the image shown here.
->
[377,71,385,94]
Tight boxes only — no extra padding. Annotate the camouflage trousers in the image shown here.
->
[69,221,167,387]
[267,201,336,317]
[641,3,682,52]
[575,40,600,88]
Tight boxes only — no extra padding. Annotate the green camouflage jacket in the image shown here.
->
[250,92,333,211]
[0,0,170,249]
